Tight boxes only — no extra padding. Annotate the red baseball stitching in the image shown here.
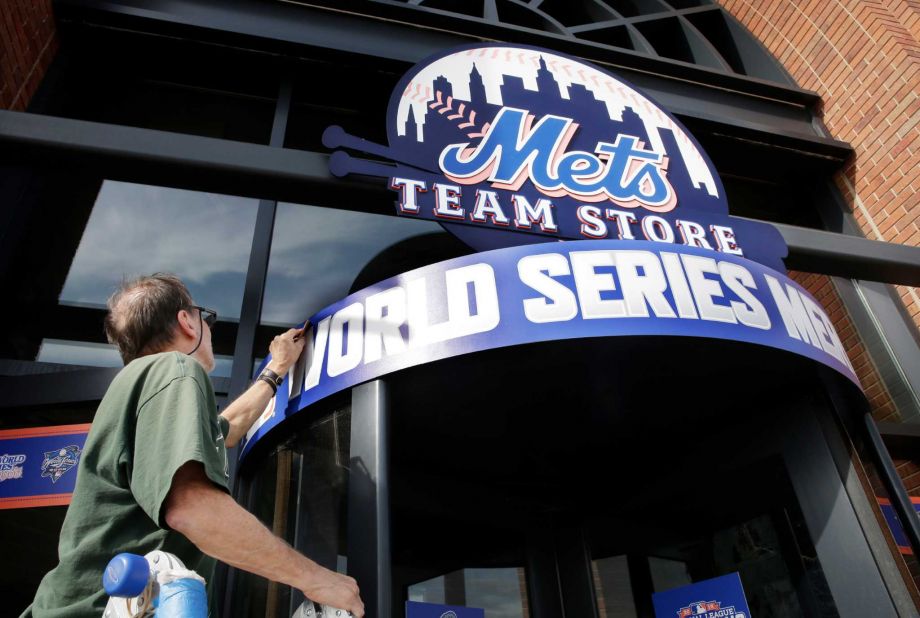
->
[426,89,490,140]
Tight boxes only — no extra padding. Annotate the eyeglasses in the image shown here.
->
[193,306,218,329]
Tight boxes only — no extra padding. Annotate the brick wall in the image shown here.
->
[0,1,57,111]
[720,0,920,593]
[718,0,919,426]
[717,0,920,332]
[790,271,901,420]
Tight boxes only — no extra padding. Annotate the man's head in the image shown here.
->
[104,273,215,371]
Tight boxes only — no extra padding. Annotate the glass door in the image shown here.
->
[588,460,837,617]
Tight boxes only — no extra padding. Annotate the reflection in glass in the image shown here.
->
[59,180,258,319]
[648,556,692,592]
[37,338,234,378]
[261,203,441,326]
[37,339,121,368]
[408,568,529,618]
[234,408,351,617]
[592,555,637,618]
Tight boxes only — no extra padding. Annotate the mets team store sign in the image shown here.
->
[239,45,858,458]
[324,44,787,272]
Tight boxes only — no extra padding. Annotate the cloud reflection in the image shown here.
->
[261,203,440,325]
[59,181,258,318]
[37,338,234,376]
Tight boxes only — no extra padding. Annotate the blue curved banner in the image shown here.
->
[240,240,859,460]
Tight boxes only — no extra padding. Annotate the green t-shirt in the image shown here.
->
[23,352,231,618]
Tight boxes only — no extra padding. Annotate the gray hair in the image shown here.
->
[104,273,195,364]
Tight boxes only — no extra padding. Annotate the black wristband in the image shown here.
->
[257,368,283,394]
[256,374,278,394]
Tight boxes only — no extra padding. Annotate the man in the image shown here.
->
[23,274,364,617]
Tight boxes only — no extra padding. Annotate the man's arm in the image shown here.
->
[164,461,364,616]
[220,327,305,448]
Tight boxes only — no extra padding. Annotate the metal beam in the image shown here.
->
[57,0,815,104]
[0,111,916,285]
[877,421,920,459]
[771,221,920,286]
[54,0,838,143]
[0,109,379,208]
[0,365,230,408]
[347,380,391,618]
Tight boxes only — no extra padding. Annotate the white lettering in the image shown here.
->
[711,225,743,255]
[676,219,712,249]
[577,205,608,239]
[719,262,770,329]
[616,250,676,318]
[390,177,426,213]
[433,183,464,219]
[765,275,821,345]
[682,254,736,323]
[304,317,331,391]
[408,264,500,345]
[471,190,510,225]
[605,209,637,240]
[660,252,698,319]
[364,287,408,363]
[570,250,627,319]
[641,215,674,243]
[327,303,364,377]
[518,253,578,323]
[513,195,558,232]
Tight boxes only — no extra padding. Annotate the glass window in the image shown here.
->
[234,407,351,617]
[591,513,834,618]
[261,203,448,327]
[592,555,636,618]
[35,339,235,379]
[648,556,692,592]
[408,567,530,617]
[0,176,258,369]
[60,180,258,319]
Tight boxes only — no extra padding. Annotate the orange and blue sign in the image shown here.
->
[652,573,751,618]
[877,496,920,554]
[0,424,90,509]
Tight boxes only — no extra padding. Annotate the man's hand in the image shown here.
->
[300,564,364,617]
[164,462,365,617]
[267,326,307,376]
[220,326,307,447]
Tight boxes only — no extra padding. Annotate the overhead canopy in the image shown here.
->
[240,240,863,461]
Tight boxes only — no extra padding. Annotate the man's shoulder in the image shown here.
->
[121,351,207,384]
[107,352,212,408]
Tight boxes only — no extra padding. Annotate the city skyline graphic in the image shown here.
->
[393,47,724,210]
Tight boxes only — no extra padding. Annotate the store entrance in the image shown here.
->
[390,420,835,617]
[393,471,829,617]
[386,338,883,617]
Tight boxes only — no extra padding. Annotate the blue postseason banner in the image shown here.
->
[406,601,484,618]
[241,239,862,460]
[652,573,751,618]
[0,424,90,509]
[877,497,920,554]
